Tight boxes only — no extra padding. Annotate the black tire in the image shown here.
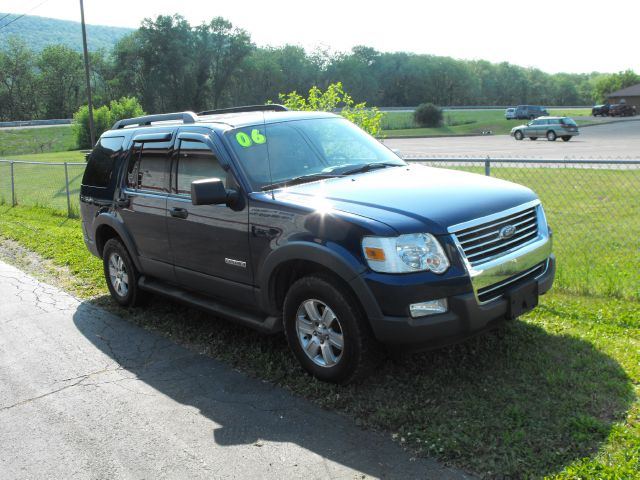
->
[546,130,557,141]
[103,238,144,307]
[529,137,537,141]
[514,130,524,141]
[562,136,571,142]
[283,275,379,384]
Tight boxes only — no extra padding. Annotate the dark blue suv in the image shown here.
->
[80,105,555,384]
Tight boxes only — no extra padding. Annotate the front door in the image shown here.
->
[166,131,253,304]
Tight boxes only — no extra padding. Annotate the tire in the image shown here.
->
[283,275,379,384]
[514,130,524,141]
[103,238,144,307]
[546,130,557,141]
[562,136,571,142]
[529,137,537,141]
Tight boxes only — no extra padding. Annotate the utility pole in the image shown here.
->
[79,0,95,147]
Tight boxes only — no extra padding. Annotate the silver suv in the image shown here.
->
[510,116,579,142]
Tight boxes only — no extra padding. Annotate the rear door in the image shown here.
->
[166,130,253,303]
[120,132,175,281]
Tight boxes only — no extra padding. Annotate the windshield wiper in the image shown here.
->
[336,162,403,176]
[261,172,341,191]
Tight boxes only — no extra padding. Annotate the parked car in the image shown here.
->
[505,107,517,120]
[511,116,579,142]
[80,105,555,384]
[608,103,637,117]
[591,104,610,116]
[515,105,548,120]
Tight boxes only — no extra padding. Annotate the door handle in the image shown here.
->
[170,207,189,219]
[252,226,280,239]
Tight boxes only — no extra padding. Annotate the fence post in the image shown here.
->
[10,161,16,206]
[484,157,491,176]
[64,162,72,218]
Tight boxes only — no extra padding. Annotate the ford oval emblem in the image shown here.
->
[499,225,517,240]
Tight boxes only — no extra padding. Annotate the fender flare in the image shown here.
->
[93,213,142,271]
[258,241,367,313]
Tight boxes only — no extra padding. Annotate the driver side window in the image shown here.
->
[174,140,226,196]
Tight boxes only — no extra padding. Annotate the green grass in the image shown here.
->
[0,125,77,157]
[382,109,593,137]
[0,205,638,479]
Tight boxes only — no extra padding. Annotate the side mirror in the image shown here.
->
[191,178,237,206]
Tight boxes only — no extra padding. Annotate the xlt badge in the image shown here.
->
[225,258,247,268]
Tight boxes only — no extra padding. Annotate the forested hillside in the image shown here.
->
[1,13,638,121]
[0,13,132,52]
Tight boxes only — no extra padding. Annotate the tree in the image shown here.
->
[37,45,84,118]
[278,82,383,136]
[0,37,38,121]
[592,70,640,103]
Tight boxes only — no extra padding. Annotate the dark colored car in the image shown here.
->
[592,104,610,116]
[514,105,549,120]
[80,105,555,384]
[608,103,637,117]
[510,116,579,142]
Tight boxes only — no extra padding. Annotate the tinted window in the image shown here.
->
[127,141,171,192]
[175,140,226,195]
[82,136,124,187]
[560,118,577,126]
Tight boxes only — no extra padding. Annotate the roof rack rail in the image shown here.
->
[198,104,289,116]
[111,111,198,130]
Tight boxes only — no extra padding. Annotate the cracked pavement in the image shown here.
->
[0,260,474,479]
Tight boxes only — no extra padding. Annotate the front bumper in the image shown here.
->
[350,254,555,349]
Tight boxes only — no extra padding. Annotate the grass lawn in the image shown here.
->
[0,204,638,479]
[0,125,77,157]
[382,109,593,137]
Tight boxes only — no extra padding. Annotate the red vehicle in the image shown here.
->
[608,104,636,117]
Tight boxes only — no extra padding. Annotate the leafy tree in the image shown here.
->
[74,97,145,148]
[0,37,38,121]
[592,70,640,102]
[278,82,383,136]
[37,45,84,118]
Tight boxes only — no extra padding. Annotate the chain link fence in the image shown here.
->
[1,157,638,300]
[0,160,86,217]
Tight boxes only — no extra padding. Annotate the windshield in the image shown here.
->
[226,117,405,190]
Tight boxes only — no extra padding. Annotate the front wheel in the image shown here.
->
[546,130,557,141]
[514,130,524,140]
[283,275,379,384]
[562,136,572,142]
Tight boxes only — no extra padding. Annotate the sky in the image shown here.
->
[0,0,638,75]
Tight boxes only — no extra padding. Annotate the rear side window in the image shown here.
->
[560,118,577,126]
[127,141,171,192]
[82,136,124,188]
[175,140,226,195]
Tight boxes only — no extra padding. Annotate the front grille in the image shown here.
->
[454,207,538,265]
[477,261,546,303]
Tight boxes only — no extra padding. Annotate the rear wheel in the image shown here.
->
[514,130,524,140]
[283,275,379,384]
[546,130,557,141]
[103,238,144,307]
[562,136,572,142]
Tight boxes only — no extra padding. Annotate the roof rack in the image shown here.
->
[111,111,198,130]
[198,104,289,116]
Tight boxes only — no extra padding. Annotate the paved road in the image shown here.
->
[384,119,640,160]
[0,261,473,480]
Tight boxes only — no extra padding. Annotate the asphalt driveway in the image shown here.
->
[0,260,473,480]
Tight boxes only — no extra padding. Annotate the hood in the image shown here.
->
[272,164,538,235]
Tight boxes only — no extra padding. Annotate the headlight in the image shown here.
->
[362,233,450,274]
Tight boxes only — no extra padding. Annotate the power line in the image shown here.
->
[0,0,51,31]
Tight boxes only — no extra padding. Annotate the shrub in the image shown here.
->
[414,103,443,128]
[277,82,383,137]
[73,97,145,149]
